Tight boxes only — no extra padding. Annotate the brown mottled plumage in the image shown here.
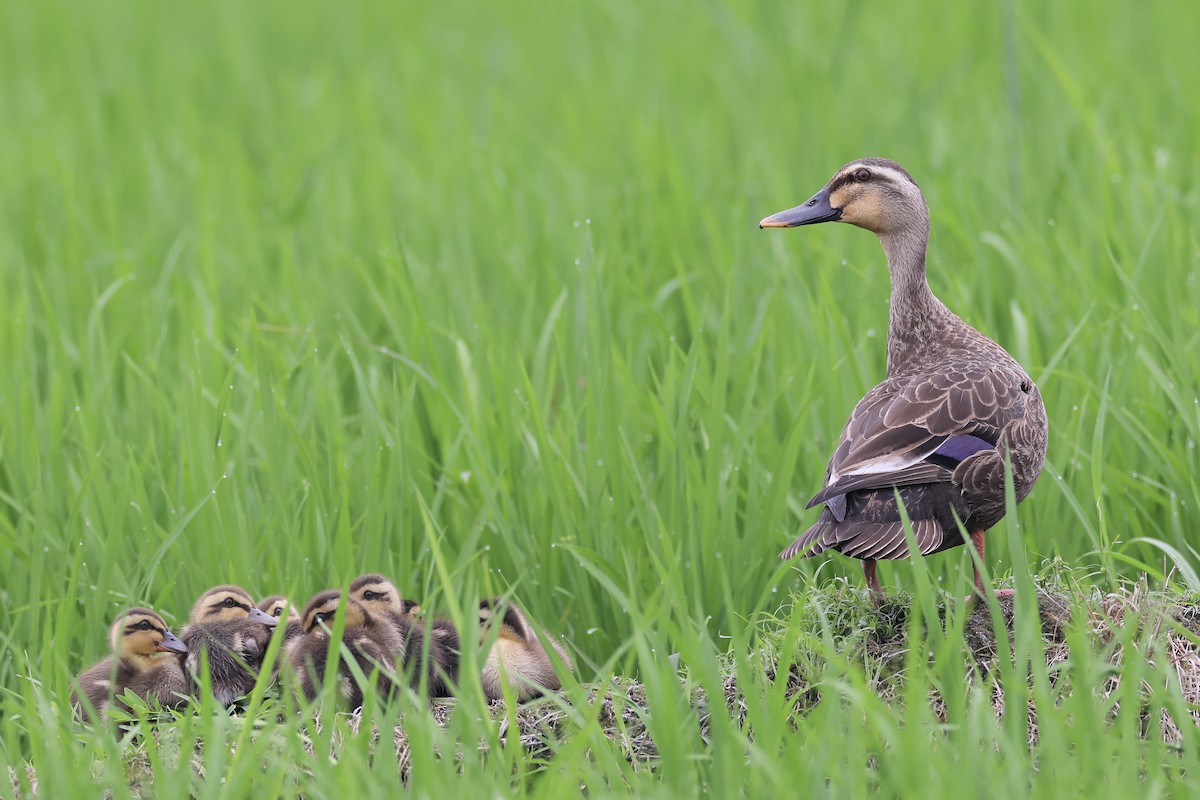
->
[478,599,573,702]
[761,158,1048,599]
[179,585,278,705]
[72,608,189,722]
[348,574,460,697]
[287,589,404,710]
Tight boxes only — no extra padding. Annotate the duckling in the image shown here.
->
[257,595,302,643]
[760,159,1048,600]
[287,589,404,710]
[348,573,460,696]
[478,598,573,702]
[179,585,278,705]
[72,608,189,722]
[255,595,302,681]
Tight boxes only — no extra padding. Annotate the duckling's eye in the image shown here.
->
[273,608,283,617]
[316,612,331,624]
[362,591,377,601]
[138,620,151,630]
[223,597,236,608]
[854,168,871,182]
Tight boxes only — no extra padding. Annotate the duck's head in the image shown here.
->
[111,608,188,658]
[258,595,300,624]
[189,585,277,627]
[478,598,528,642]
[348,573,410,619]
[300,590,370,635]
[759,158,926,236]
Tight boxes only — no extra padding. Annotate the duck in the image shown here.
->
[760,157,1048,600]
[257,595,303,644]
[72,608,189,722]
[179,585,278,705]
[287,589,404,710]
[347,574,460,696]
[478,598,573,702]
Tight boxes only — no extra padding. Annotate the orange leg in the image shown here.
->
[969,529,1014,601]
[863,559,883,601]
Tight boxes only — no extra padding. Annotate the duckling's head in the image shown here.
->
[399,598,422,622]
[759,158,927,236]
[348,574,408,619]
[300,590,370,635]
[478,598,528,642]
[189,585,277,627]
[111,608,188,658]
[258,595,300,624]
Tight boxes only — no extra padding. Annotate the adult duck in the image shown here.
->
[760,158,1048,599]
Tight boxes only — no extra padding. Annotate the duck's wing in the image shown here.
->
[808,363,1028,516]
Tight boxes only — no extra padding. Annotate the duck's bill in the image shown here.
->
[157,632,188,654]
[759,187,841,228]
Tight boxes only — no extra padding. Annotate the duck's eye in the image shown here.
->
[316,612,331,624]
[273,608,283,617]
[138,620,151,630]
[223,597,236,608]
[362,591,377,601]
[854,168,871,182]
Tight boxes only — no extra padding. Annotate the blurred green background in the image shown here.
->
[1,0,1198,788]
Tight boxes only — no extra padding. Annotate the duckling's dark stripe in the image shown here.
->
[206,598,251,616]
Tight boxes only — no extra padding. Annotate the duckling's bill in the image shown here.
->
[249,607,279,626]
[759,186,841,228]
[157,631,188,654]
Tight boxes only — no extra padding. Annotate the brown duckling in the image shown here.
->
[348,573,460,696]
[257,595,302,643]
[478,598,573,702]
[72,608,189,722]
[287,589,405,710]
[179,585,277,705]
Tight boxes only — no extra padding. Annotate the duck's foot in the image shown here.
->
[965,588,1015,605]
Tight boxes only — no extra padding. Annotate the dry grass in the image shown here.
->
[359,582,1200,767]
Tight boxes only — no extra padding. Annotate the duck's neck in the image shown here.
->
[878,223,952,376]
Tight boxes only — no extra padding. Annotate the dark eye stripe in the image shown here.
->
[209,598,249,614]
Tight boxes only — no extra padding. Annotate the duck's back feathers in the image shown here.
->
[784,358,1045,561]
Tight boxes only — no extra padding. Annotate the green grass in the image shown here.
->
[2,0,1199,796]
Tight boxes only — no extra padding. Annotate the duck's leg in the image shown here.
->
[863,559,883,602]
[969,530,1014,600]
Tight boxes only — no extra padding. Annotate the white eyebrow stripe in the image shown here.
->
[841,164,912,187]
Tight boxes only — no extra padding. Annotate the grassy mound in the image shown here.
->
[13,576,1200,797]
